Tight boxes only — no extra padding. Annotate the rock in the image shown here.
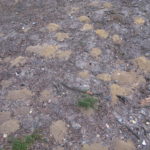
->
[50,120,68,143]
[142,140,146,146]
[0,119,20,135]
[147,84,150,91]
[145,51,150,57]
[71,122,81,129]
[0,112,11,125]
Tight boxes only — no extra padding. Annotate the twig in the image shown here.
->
[116,119,140,139]
[125,125,140,139]
[61,82,102,96]
[117,95,128,104]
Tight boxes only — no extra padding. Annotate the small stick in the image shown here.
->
[61,82,102,96]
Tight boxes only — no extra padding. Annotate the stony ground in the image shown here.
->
[0,0,150,150]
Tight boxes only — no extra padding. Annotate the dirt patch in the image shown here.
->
[55,32,69,41]
[112,138,136,150]
[96,73,111,81]
[110,84,131,104]
[26,44,58,58]
[111,71,146,88]
[95,29,109,39]
[81,143,108,150]
[78,16,91,23]
[10,56,27,67]
[50,120,68,143]
[47,23,61,32]
[6,88,34,101]
[133,56,150,73]
[0,112,11,125]
[90,48,102,58]
[0,119,20,135]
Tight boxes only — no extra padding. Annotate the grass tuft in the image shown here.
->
[77,94,97,109]
[11,133,41,150]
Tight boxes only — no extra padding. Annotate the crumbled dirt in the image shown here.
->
[0,0,150,150]
[50,120,68,143]
[0,120,20,135]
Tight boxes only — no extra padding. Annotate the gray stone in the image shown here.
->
[71,122,81,129]
[145,51,150,57]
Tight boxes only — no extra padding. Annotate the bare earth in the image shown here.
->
[0,0,150,150]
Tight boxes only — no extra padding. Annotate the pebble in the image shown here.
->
[32,22,37,25]
[147,84,150,91]
[96,134,100,138]
[145,121,150,125]
[48,99,52,103]
[114,112,123,123]
[15,72,20,76]
[140,109,146,115]
[67,124,70,128]
[29,109,33,114]
[145,51,150,57]
[142,140,146,146]
[71,122,81,129]
[118,118,123,123]
[130,119,137,124]
[106,123,110,128]
[3,133,7,138]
